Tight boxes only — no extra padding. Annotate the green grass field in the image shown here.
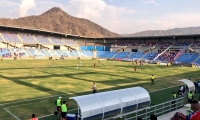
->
[0,59,200,120]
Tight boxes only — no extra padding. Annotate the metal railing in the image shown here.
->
[112,96,185,120]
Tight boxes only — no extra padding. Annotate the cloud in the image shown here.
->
[20,0,36,17]
[128,12,200,33]
[144,0,156,4]
[65,0,135,33]
[2,0,200,34]
[0,1,20,18]
[28,0,65,16]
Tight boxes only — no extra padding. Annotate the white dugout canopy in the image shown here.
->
[178,79,195,94]
[69,87,151,120]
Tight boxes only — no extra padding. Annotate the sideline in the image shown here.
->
[0,93,68,106]
[150,85,179,93]
[4,108,21,120]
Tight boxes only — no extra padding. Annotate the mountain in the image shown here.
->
[127,27,200,37]
[0,7,120,37]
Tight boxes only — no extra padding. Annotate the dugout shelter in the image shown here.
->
[70,86,150,120]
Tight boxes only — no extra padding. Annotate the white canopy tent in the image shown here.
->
[70,87,151,120]
[178,79,195,94]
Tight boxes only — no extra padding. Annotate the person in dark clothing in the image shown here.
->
[150,115,157,120]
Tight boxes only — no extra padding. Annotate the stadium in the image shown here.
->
[0,25,200,64]
[1,1,200,120]
[1,23,200,120]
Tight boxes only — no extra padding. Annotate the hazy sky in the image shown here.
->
[1,0,200,34]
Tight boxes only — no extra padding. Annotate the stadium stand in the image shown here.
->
[113,52,130,59]
[47,49,61,57]
[40,49,51,57]
[0,26,200,65]
[11,48,29,58]
[20,34,37,44]
[50,37,65,45]
[64,40,78,45]
[174,41,191,46]
[29,49,46,59]
[196,57,200,63]
[35,36,52,44]
[81,51,93,57]
[0,48,12,58]
[1,32,21,43]
[129,52,144,59]
[60,51,69,57]
[192,40,200,46]
[158,42,174,46]
[0,34,4,42]
[176,54,199,63]
[96,51,116,58]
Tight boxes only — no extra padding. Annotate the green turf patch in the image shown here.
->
[0,60,199,120]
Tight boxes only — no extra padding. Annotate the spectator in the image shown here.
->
[30,114,38,120]
[190,100,200,120]
[170,112,186,120]
[150,115,157,120]
[137,118,143,120]
[186,107,193,120]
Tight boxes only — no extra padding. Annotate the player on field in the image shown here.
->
[76,63,79,69]
[102,61,104,66]
[134,66,137,73]
[151,75,154,85]
[52,60,54,66]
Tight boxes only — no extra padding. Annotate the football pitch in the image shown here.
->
[0,59,200,120]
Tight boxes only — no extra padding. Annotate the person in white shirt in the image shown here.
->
[91,82,97,93]
[76,63,79,69]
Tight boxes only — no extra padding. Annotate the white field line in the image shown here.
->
[4,108,21,120]
[150,85,180,93]
[0,93,68,106]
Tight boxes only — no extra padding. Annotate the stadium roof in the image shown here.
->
[0,25,81,38]
[1,24,200,40]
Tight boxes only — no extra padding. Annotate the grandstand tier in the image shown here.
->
[0,26,200,64]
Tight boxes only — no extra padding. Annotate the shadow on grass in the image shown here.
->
[0,75,66,99]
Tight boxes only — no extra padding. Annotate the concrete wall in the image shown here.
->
[71,46,80,50]
[60,46,67,50]
[43,45,53,49]
[0,43,6,48]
